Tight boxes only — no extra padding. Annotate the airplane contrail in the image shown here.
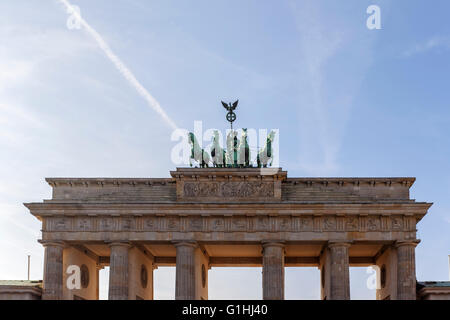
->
[58,0,178,130]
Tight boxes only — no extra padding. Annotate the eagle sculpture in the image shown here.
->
[221,100,239,111]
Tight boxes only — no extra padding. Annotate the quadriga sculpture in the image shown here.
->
[210,130,226,168]
[187,129,274,168]
[188,132,211,168]
[257,130,276,168]
[226,130,240,167]
[237,128,251,167]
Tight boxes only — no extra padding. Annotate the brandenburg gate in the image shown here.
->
[24,167,432,300]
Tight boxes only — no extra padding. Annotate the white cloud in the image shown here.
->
[0,102,48,149]
[0,60,34,89]
[0,103,45,128]
[289,1,344,175]
[288,1,378,176]
[0,24,96,63]
[403,35,450,57]
[0,213,40,239]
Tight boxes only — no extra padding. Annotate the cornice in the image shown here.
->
[24,201,432,219]
[24,201,432,210]
[44,176,416,187]
[45,177,174,187]
[284,177,416,188]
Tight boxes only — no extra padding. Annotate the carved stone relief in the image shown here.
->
[44,215,413,235]
[183,181,274,198]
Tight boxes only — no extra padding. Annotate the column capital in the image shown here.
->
[395,239,420,248]
[328,240,353,248]
[106,241,132,248]
[38,240,66,248]
[172,240,198,248]
[261,241,285,249]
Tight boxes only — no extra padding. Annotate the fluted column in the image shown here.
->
[42,241,65,300]
[174,241,197,300]
[328,241,351,300]
[108,242,131,300]
[396,240,419,300]
[262,242,285,300]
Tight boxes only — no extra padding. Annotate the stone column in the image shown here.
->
[174,241,197,300]
[262,242,285,300]
[328,241,351,300]
[108,242,131,300]
[42,241,65,300]
[396,240,419,300]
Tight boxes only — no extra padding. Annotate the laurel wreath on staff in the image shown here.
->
[221,100,238,129]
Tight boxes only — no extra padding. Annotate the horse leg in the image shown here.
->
[246,150,249,167]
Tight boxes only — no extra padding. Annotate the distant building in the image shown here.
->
[0,280,42,300]
[417,281,450,300]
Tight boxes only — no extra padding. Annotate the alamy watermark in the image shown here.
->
[367,5,381,30]
[366,265,381,290]
[66,265,82,289]
[66,4,82,30]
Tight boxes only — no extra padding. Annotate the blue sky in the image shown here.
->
[0,0,449,299]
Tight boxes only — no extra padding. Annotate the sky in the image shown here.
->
[0,0,449,300]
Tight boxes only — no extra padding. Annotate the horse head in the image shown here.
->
[188,132,195,145]
[240,128,248,141]
[212,130,221,144]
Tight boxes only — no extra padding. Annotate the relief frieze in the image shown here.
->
[188,217,203,231]
[298,217,313,231]
[210,217,225,231]
[231,217,247,231]
[121,218,134,231]
[367,217,381,231]
[165,217,180,231]
[391,216,403,231]
[323,216,337,231]
[43,215,412,234]
[76,218,92,231]
[183,181,274,198]
[278,216,291,231]
[53,217,70,231]
[143,217,158,231]
[99,217,114,231]
[346,216,359,231]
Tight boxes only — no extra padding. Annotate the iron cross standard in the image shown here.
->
[221,100,238,129]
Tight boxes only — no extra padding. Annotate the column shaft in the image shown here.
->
[108,243,130,300]
[262,242,285,300]
[328,242,351,300]
[175,242,197,300]
[42,242,64,300]
[396,241,418,300]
